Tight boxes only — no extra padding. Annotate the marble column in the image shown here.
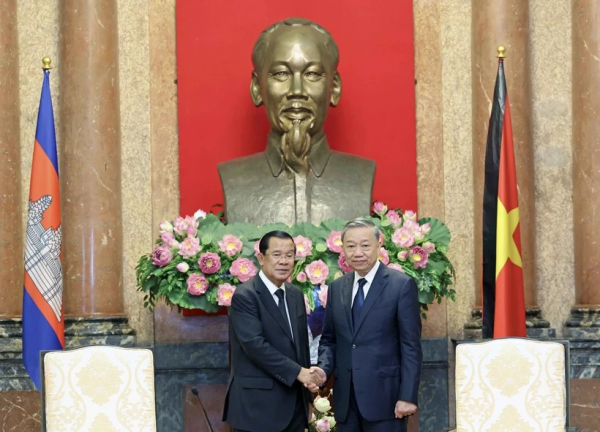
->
[469,1,548,337]
[59,0,124,317]
[0,0,22,319]
[567,1,600,342]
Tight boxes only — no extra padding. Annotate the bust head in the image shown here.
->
[250,18,342,172]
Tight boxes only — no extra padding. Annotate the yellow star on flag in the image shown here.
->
[495,199,522,277]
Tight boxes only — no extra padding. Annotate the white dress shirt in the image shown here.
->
[351,260,381,307]
[259,270,293,339]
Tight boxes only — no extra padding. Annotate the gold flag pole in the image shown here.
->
[42,56,52,70]
[497,46,506,59]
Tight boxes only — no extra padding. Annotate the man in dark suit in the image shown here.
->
[314,218,423,432]
[223,230,319,432]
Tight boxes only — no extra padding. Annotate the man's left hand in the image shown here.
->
[394,401,417,419]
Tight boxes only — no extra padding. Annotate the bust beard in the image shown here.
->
[279,117,314,173]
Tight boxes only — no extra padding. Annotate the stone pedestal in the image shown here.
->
[464,308,554,339]
[0,317,134,391]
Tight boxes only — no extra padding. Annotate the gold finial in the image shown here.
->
[42,56,52,70]
[497,46,506,59]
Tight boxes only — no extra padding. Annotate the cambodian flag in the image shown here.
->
[22,68,64,390]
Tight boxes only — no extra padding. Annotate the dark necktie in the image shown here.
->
[275,289,291,334]
[352,278,367,326]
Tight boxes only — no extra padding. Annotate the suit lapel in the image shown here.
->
[354,264,389,335]
[256,277,294,342]
[341,274,354,334]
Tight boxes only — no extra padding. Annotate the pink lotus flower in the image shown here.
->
[176,262,190,273]
[217,283,236,306]
[403,210,417,221]
[326,231,343,253]
[178,237,201,258]
[173,215,199,236]
[403,219,420,232]
[253,240,261,257]
[193,209,207,220]
[218,234,243,257]
[161,231,177,248]
[410,246,429,269]
[387,262,405,273]
[397,250,409,261]
[392,227,415,248]
[378,248,390,265]
[413,227,425,242]
[318,285,328,308]
[304,295,311,315]
[159,221,173,233]
[305,260,329,285]
[294,235,313,258]
[315,418,331,432]
[198,252,221,274]
[152,246,172,267]
[296,271,307,283]
[186,225,197,237]
[373,201,388,216]
[421,222,431,234]
[230,257,257,282]
[186,273,208,296]
[386,210,402,227]
[423,241,436,253]
[338,252,353,273]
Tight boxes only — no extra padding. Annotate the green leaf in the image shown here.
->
[319,219,349,232]
[418,290,435,304]
[418,217,451,249]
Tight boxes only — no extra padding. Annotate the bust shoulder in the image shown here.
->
[217,152,272,185]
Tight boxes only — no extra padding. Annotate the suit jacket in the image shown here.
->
[318,263,423,422]
[223,275,311,432]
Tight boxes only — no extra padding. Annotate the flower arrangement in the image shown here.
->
[310,392,337,432]
[136,202,455,317]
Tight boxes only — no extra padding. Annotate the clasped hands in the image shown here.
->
[297,366,327,392]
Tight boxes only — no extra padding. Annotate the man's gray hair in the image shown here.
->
[341,218,380,242]
[252,17,340,72]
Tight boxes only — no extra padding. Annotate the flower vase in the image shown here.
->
[182,307,227,317]
[307,285,326,364]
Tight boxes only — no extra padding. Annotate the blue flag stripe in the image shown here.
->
[35,71,59,175]
[22,289,63,390]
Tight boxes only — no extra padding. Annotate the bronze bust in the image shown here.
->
[218,18,375,226]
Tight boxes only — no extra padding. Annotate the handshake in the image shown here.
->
[297,366,327,392]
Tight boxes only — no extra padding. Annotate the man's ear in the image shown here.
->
[250,71,263,107]
[330,72,342,107]
[257,253,265,267]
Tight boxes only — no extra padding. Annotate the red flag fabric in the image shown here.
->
[481,57,526,339]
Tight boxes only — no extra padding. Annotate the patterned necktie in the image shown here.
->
[275,289,291,333]
[352,278,367,326]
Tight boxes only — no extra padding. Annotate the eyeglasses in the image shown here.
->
[265,253,295,262]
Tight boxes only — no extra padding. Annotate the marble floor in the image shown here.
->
[2,379,599,431]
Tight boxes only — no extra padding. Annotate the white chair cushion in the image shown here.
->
[44,346,156,432]
[455,338,566,432]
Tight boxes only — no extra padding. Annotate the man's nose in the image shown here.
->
[289,72,307,98]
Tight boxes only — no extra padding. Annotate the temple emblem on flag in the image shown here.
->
[24,195,63,321]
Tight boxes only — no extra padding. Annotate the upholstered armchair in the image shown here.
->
[41,346,156,432]
[449,338,576,432]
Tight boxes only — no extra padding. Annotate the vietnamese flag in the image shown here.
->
[481,53,526,339]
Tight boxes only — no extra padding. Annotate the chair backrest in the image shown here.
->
[41,345,156,432]
[455,338,568,432]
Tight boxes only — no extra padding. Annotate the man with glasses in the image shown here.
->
[223,230,320,432]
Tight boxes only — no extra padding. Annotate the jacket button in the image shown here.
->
[352,344,356,349]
